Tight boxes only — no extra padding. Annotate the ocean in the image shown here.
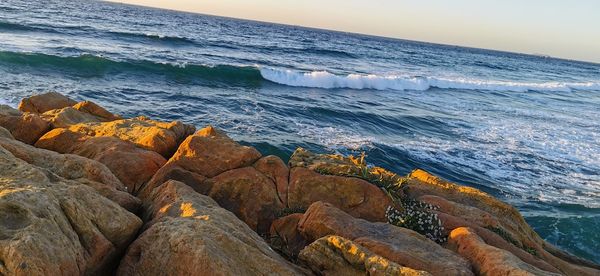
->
[1,0,599,263]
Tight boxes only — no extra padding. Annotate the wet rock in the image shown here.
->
[117,180,304,276]
[0,145,142,275]
[448,227,561,276]
[299,235,432,276]
[298,201,473,276]
[18,91,77,113]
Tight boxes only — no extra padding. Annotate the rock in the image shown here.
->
[288,167,394,222]
[18,91,77,113]
[41,107,104,128]
[0,135,140,212]
[298,201,473,276]
[35,128,167,192]
[0,105,50,144]
[203,166,284,234]
[72,101,122,121]
[60,116,195,158]
[299,235,432,276]
[448,227,561,276]
[117,180,304,276]
[254,155,289,206]
[0,145,142,275]
[270,213,307,260]
[138,125,261,196]
[406,169,600,275]
[0,126,13,139]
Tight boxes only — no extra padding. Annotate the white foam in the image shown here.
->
[259,67,600,92]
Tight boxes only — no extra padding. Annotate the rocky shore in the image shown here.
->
[1,92,599,275]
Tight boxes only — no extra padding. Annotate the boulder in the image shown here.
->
[254,155,289,206]
[298,201,473,276]
[0,145,142,276]
[138,125,261,196]
[0,105,50,144]
[406,169,600,275]
[18,91,77,113]
[0,135,140,212]
[41,107,106,128]
[72,101,122,121]
[299,235,432,276]
[0,125,13,139]
[448,227,561,276]
[35,128,166,192]
[289,167,394,222]
[117,180,304,276]
[269,213,307,260]
[59,116,195,158]
[203,167,284,234]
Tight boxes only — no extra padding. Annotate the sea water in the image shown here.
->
[1,0,599,263]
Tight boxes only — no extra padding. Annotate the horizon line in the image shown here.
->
[104,1,599,65]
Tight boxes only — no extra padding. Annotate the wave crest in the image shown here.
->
[259,68,600,92]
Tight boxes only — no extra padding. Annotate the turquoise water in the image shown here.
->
[1,0,599,263]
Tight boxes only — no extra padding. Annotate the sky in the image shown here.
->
[107,0,600,63]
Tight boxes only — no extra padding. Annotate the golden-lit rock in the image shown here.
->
[299,235,432,276]
[448,227,561,276]
[298,201,473,276]
[62,116,195,158]
[36,128,166,192]
[117,180,304,276]
[0,135,140,212]
[72,100,122,121]
[0,145,142,275]
[18,91,77,113]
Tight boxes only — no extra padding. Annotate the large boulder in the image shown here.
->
[0,135,140,212]
[18,91,77,113]
[72,101,122,121]
[289,167,394,222]
[297,201,473,276]
[137,126,280,232]
[203,166,284,234]
[448,227,561,276]
[254,155,289,206]
[299,235,431,276]
[35,128,166,192]
[0,145,142,275]
[0,105,50,144]
[405,169,600,275]
[58,116,195,158]
[117,180,304,276]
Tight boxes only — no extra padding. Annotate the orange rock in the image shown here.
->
[297,201,473,276]
[0,144,142,275]
[448,227,561,276]
[72,100,122,121]
[41,107,106,128]
[138,125,261,196]
[166,125,261,177]
[270,213,307,259]
[63,116,195,158]
[288,167,393,222]
[117,180,304,276]
[299,235,432,276]
[0,135,140,212]
[18,91,77,113]
[0,105,50,144]
[36,128,166,192]
[254,155,289,205]
[204,166,284,233]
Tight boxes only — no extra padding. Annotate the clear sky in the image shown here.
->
[107,0,600,63]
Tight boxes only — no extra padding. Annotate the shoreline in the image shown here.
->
[1,91,599,275]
